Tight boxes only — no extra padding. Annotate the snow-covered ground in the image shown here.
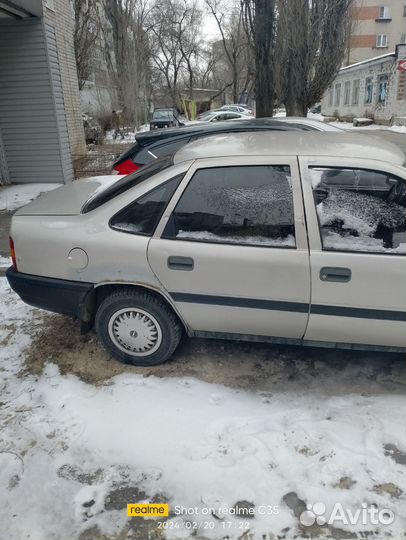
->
[329,120,406,133]
[0,278,405,540]
[291,112,406,133]
[104,124,150,144]
[0,254,11,268]
[0,183,60,213]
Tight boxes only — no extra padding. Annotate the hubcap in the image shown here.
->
[108,308,162,357]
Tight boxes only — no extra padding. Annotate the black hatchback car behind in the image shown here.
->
[113,118,305,174]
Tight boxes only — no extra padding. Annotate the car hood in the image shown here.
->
[15,176,124,216]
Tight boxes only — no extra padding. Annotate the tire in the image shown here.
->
[95,289,182,366]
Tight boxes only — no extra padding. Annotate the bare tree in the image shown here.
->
[276,0,354,116]
[148,0,203,106]
[73,0,101,90]
[242,0,275,117]
[102,0,151,124]
[206,0,252,103]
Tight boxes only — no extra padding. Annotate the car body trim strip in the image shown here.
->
[169,292,406,322]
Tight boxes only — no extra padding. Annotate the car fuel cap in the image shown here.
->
[68,248,89,271]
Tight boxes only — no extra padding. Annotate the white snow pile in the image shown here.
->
[0,255,11,268]
[0,183,61,213]
[0,278,405,540]
[104,124,149,144]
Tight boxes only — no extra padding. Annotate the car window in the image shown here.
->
[110,174,184,236]
[152,110,174,120]
[202,113,216,121]
[310,167,406,254]
[150,137,191,159]
[83,156,173,213]
[163,165,296,248]
[228,113,242,119]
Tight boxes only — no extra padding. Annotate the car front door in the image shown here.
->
[147,157,311,339]
[299,156,406,349]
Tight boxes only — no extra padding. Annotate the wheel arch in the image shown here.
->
[80,282,191,335]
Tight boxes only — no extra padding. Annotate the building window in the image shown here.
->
[378,75,389,103]
[378,6,391,19]
[397,73,406,101]
[401,33,406,44]
[403,5,406,17]
[334,83,342,107]
[344,81,351,105]
[352,79,360,105]
[376,34,388,47]
[365,77,374,104]
[328,87,334,107]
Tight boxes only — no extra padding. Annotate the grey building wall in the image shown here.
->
[0,0,86,185]
[0,17,72,183]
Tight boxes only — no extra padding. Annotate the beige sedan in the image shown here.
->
[7,132,406,365]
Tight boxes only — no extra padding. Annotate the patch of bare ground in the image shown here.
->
[22,313,405,396]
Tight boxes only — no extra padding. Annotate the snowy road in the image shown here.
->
[0,278,405,540]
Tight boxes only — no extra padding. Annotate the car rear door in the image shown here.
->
[299,156,406,349]
[147,156,311,339]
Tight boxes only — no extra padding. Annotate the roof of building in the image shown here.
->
[174,132,405,166]
[341,52,395,72]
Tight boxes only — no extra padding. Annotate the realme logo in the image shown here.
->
[127,504,169,517]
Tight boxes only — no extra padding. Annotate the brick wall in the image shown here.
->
[350,35,377,48]
[44,0,86,159]
[353,6,379,21]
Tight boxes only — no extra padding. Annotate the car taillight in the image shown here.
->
[113,159,140,175]
[9,237,18,271]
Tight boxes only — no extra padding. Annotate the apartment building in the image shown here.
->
[348,0,406,65]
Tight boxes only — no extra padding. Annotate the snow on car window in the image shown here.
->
[163,166,296,247]
[176,230,296,247]
[311,167,406,254]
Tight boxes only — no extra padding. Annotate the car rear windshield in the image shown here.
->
[82,156,173,213]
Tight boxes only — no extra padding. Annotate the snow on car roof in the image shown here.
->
[174,132,405,166]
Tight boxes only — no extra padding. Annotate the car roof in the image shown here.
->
[173,132,405,165]
[134,118,299,146]
[114,119,303,166]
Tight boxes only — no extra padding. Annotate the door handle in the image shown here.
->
[167,256,194,271]
[320,267,351,283]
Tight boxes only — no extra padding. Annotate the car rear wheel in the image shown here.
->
[95,289,182,366]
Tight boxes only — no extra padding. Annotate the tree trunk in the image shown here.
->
[233,70,239,103]
[285,100,308,117]
[253,0,274,117]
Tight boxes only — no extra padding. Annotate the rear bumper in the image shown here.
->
[6,266,93,318]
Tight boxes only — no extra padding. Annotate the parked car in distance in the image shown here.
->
[219,105,254,116]
[7,133,406,366]
[195,110,249,123]
[150,108,184,130]
[112,117,342,174]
